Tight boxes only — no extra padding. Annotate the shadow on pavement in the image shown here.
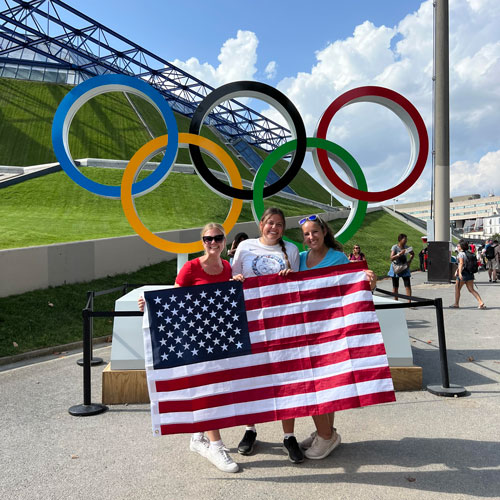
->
[412,346,500,388]
[234,437,500,497]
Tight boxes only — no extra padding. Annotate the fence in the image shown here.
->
[68,284,467,416]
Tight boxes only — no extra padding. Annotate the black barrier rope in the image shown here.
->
[75,284,151,368]
[373,287,467,397]
[69,283,145,416]
[69,282,467,417]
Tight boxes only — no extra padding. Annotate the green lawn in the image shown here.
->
[0,167,323,249]
[0,260,178,358]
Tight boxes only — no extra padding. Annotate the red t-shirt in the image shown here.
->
[175,257,232,287]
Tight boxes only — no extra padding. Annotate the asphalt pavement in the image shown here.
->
[1,270,499,500]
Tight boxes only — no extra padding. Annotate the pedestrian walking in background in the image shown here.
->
[388,233,415,302]
[450,239,486,309]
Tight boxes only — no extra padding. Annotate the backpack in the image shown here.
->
[464,251,478,274]
[485,245,495,260]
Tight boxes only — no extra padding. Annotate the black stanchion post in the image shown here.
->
[69,308,108,416]
[427,297,467,397]
[77,291,103,366]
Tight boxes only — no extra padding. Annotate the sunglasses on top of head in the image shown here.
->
[299,214,319,225]
[202,234,225,243]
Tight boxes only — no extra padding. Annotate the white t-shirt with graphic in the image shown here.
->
[231,238,300,278]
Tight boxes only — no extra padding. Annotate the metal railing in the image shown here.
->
[69,283,467,416]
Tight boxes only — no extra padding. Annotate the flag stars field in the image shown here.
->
[146,282,251,370]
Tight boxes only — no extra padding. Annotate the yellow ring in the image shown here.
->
[121,133,243,254]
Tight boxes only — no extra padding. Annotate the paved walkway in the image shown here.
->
[1,271,499,499]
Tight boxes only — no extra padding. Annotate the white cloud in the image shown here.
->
[264,61,277,80]
[170,1,500,203]
[263,0,500,203]
[451,150,500,196]
[172,30,258,88]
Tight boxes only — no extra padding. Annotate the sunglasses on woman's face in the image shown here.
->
[299,214,318,225]
[202,234,225,243]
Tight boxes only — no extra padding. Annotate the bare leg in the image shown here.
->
[282,419,295,434]
[405,286,412,303]
[206,430,221,442]
[327,412,335,428]
[453,280,465,306]
[465,281,484,307]
[312,414,333,440]
[392,287,399,301]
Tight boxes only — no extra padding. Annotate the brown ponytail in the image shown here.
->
[278,238,291,269]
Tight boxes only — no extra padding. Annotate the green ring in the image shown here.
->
[251,137,368,247]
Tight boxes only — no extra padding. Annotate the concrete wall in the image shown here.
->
[0,208,382,298]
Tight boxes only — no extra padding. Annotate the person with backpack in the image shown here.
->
[450,240,486,309]
[484,239,499,282]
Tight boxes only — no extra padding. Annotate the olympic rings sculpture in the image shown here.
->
[52,74,428,253]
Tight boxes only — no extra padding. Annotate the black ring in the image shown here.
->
[189,81,306,200]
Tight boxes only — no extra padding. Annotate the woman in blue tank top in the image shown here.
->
[296,215,376,460]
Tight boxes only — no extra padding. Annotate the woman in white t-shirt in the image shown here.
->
[231,207,304,463]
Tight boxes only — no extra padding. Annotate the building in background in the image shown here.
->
[393,194,500,239]
[483,214,500,238]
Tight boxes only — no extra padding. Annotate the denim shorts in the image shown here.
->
[457,269,474,282]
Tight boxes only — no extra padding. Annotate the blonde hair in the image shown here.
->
[200,223,226,256]
[260,207,291,269]
[200,222,226,239]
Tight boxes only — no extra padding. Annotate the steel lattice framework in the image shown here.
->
[0,0,291,150]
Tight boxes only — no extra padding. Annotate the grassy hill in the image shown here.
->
[0,77,333,203]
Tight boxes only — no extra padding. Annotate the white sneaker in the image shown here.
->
[304,430,341,460]
[300,430,318,450]
[189,434,209,457]
[206,446,239,473]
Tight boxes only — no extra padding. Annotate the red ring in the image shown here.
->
[315,86,429,203]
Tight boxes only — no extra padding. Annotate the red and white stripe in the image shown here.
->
[144,261,395,436]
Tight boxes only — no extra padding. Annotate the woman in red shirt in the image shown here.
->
[139,223,239,473]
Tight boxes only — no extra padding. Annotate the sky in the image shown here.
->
[71,0,500,206]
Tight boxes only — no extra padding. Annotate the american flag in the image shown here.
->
[142,261,395,436]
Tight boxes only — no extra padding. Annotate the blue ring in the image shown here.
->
[51,74,178,199]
